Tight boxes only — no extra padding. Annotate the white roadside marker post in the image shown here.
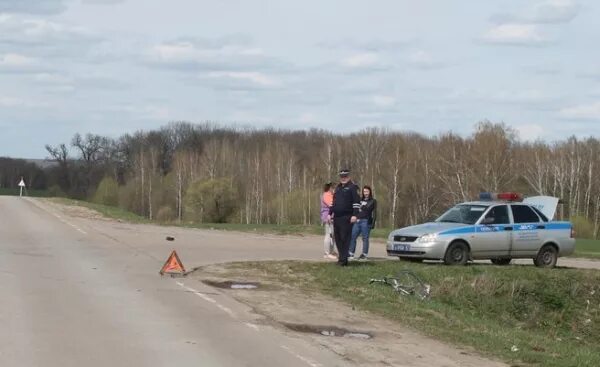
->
[18,177,26,197]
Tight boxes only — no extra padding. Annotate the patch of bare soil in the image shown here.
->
[194,263,508,367]
[41,199,110,221]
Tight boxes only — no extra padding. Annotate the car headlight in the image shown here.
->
[417,233,438,243]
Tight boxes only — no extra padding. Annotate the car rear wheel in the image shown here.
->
[491,258,512,265]
[534,245,558,268]
[443,242,469,265]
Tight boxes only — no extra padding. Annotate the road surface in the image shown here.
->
[1,196,597,366]
[0,197,348,367]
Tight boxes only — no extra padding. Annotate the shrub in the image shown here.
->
[92,176,119,206]
[185,177,237,223]
[47,185,66,197]
[156,205,176,222]
[571,215,594,239]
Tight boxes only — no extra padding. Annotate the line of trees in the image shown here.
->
[3,121,600,238]
[0,157,47,191]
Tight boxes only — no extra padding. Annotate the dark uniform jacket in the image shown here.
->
[330,181,360,217]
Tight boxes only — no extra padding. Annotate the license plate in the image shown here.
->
[393,244,411,252]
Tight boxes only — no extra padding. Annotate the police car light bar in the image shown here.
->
[479,192,523,202]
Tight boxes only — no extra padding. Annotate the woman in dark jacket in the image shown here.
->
[349,185,377,260]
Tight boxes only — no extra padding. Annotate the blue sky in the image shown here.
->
[0,0,598,158]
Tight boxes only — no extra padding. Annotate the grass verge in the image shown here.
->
[222,260,600,367]
[573,239,600,259]
[45,197,392,237]
[45,197,600,259]
[0,188,49,197]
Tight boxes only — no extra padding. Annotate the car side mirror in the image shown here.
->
[482,217,495,225]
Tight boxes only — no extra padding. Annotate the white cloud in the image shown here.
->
[0,53,35,67]
[0,16,100,60]
[149,38,262,64]
[0,96,22,107]
[340,52,380,68]
[515,124,545,141]
[532,0,579,23]
[102,104,171,121]
[318,38,410,52]
[147,37,281,73]
[407,49,445,69]
[491,89,551,104]
[409,50,433,65]
[33,72,71,84]
[0,0,67,14]
[371,95,396,107]
[0,52,42,73]
[205,71,280,87]
[560,101,600,120]
[482,24,546,45]
[298,112,317,124]
[493,0,579,25]
[0,95,48,108]
[30,72,131,93]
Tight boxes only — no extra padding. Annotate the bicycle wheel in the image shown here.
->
[394,270,431,300]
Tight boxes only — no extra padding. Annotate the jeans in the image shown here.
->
[349,219,371,256]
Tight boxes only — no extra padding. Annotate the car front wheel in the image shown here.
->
[534,245,558,268]
[444,242,469,265]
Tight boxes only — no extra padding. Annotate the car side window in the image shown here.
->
[484,205,510,224]
[531,207,549,222]
[511,205,541,223]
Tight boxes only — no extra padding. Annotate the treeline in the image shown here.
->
[3,121,600,238]
[0,157,47,191]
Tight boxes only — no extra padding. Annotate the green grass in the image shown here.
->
[0,187,49,197]
[573,239,600,259]
[223,260,600,367]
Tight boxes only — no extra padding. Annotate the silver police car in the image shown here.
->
[387,194,575,267]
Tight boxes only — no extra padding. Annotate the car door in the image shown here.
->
[510,204,544,256]
[470,205,511,258]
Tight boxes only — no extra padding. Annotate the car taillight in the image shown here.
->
[570,227,575,238]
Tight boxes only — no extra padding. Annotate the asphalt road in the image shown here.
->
[2,196,598,367]
[0,197,349,367]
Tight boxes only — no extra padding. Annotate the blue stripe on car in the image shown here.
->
[439,222,569,236]
[440,226,476,235]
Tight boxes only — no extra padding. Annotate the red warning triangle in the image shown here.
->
[160,250,186,275]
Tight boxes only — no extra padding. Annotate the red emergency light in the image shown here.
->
[479,192,523,202]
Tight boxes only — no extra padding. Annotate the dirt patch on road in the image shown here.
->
[193,263,508,367]
[40,198,108,221]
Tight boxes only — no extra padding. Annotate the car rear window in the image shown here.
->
[511,205,541,223]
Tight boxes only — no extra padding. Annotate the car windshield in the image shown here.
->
[436,204,489,225]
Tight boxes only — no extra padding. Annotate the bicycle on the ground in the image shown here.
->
[369,270,431,300]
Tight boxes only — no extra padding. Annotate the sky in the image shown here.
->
[0,0,599,158]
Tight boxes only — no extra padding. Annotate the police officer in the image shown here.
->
[328,168,361,266]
